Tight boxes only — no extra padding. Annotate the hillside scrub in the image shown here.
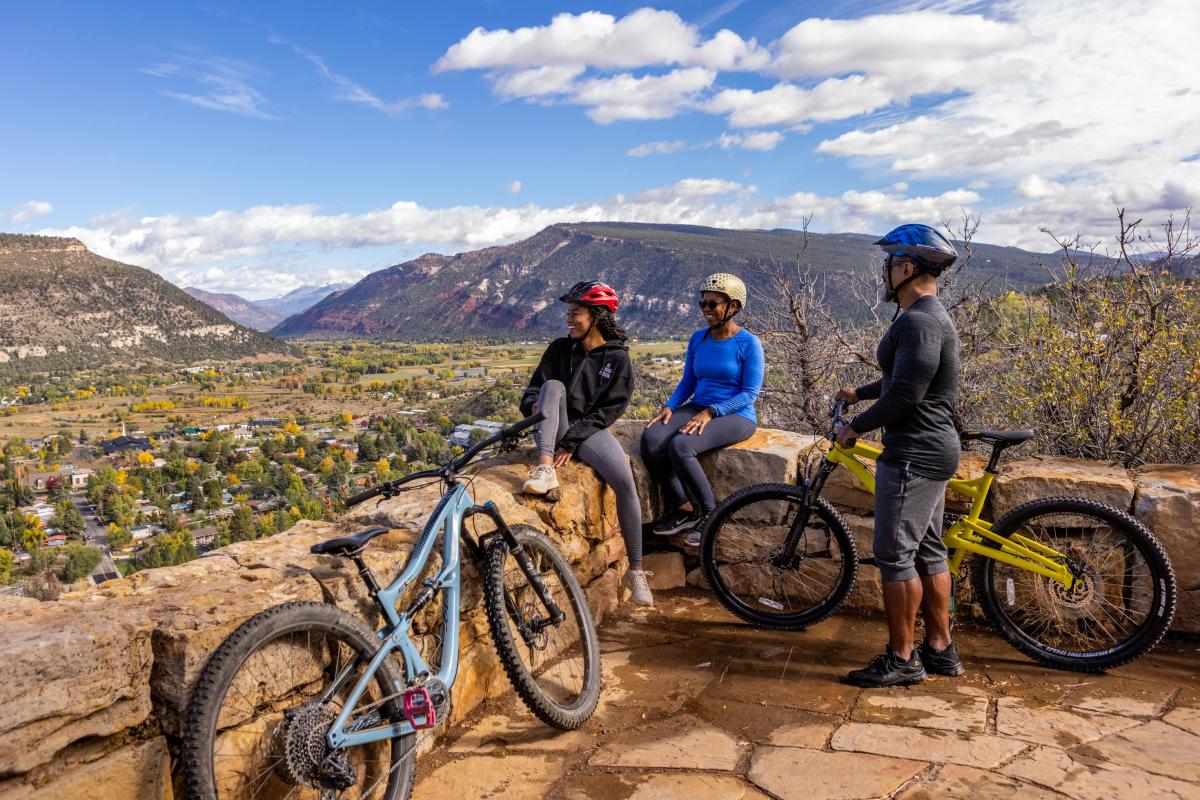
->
[752,211,1199,468]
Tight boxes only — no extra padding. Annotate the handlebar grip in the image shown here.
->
[344,485,382,508]
[506,411,545,436]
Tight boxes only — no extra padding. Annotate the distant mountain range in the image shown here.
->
[184,283,350,331]
[270,222,1057,340]
[0,234,294,373]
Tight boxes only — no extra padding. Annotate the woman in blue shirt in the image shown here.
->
[641,273,764,545]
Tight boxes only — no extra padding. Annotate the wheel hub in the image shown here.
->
[274,702,356,791]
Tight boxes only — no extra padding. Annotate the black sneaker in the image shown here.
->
[846,646,927,688]
[918,640,965,677]
[652,509,703,536]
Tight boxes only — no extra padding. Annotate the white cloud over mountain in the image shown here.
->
[434,0,1200,250]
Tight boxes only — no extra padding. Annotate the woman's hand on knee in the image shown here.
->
[553,448,573,467]
[680,408,714,435]
[645,406,672,428]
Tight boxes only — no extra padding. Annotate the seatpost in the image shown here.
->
[350,552,381,597]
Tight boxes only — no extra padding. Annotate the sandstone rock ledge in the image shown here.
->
[0,428,1196,798]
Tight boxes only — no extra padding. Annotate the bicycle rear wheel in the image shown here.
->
[973,496,1176,672]
[181,601,415,800]
[701,483,858,630]
[483,524,601,729]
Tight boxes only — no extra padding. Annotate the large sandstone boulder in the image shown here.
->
[990,456,1135,519]
[611,420,816,521]
[0,737,172,800]
[1134,465,1200,634]
[0,602,154,775]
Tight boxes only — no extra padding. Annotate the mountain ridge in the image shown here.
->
[0,234,296,373]
[271,222,1057,340]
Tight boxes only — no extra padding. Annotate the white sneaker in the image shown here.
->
[621,569,655,607]
[522,464,559,495]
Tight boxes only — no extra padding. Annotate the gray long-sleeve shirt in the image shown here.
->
[851,295,961,480]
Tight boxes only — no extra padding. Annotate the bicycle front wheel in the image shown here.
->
[701,483,858,630]
[181,601,415,800]
[483,524,601,730]
[973,496,1176,672]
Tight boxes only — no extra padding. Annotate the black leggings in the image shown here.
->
[639,403,757,514]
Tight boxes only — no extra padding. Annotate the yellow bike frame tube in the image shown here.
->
[824,444,1074,588]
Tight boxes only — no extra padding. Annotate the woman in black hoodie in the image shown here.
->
[519,281,651,606]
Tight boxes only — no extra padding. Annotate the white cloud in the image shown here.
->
[143,53,278,119]
[9,200,54,224]
[717,131,784,151]
[434,9,767,73]
[572,68,714,123]
[39,179,992,294]
[1015,174,1065,199]
[507,180,522,194]
[627,139,688,157]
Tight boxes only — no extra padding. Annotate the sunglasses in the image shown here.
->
[698,300,726,311]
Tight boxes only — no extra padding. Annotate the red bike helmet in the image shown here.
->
[559,280,619,312]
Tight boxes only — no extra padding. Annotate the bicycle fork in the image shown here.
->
[776,459,838,568]
[465,503,566,639]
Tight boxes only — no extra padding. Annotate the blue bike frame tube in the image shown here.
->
[327,484,474,749]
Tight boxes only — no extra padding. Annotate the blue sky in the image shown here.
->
[2,1,1197,297]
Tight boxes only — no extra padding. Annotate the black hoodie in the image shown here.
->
[519,337,634,453]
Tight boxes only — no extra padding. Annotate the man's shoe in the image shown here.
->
[522,464,559,495]
[918,640,965,677]
[652,509,703,536]
[846,646,927,688]
[621,569,655,606]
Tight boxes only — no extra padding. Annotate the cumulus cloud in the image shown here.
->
[507,180,522,194]
[142,53,278,119]
[434,9,767,73]
[8,200,54,224]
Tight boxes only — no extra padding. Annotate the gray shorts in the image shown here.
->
[873,460,950,582]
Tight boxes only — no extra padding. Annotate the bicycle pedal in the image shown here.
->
[402,687,437,730]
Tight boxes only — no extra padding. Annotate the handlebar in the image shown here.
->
[343,412,546,507]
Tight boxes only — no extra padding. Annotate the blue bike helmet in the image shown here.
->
[875,223,958,275]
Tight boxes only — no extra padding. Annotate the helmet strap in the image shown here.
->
[886,256,924,320]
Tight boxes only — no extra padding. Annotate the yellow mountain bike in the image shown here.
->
[698,401,1176,672]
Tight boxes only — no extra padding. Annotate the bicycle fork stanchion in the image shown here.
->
[466,502,566,627]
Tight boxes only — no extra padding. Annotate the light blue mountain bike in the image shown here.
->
[181,413,601,799]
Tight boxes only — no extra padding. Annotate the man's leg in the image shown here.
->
[882,577,923,660]
[846,460,926,687]
[920,572,953,651]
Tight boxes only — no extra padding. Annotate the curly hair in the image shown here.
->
[591,306,628,342]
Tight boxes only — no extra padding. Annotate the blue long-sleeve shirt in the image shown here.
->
[666,328,764,423]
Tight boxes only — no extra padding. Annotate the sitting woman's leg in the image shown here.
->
[667,414,757,517]
[638,405,698,512]
[524,380,570,495]
[578,428,653,606]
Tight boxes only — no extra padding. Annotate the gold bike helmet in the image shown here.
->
[699,273,747,307]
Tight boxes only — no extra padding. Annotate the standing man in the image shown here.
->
[837,224,964,687]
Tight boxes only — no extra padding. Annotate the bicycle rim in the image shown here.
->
[484,525,600,728]
[183,602,413,800]
[703,485,857,630]
[976,499,1174,669]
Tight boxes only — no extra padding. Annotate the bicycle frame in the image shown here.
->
[323,483,475,750]
[823,442,1076,589]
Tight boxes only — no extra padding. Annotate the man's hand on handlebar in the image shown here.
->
[836,386,859,404]
[835,422,859,449]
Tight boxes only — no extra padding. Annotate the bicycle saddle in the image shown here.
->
[311,526,390,556]
[960,429,1035,447]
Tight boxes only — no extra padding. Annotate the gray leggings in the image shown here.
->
[639,403,757,514]
[534,381,644,567]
